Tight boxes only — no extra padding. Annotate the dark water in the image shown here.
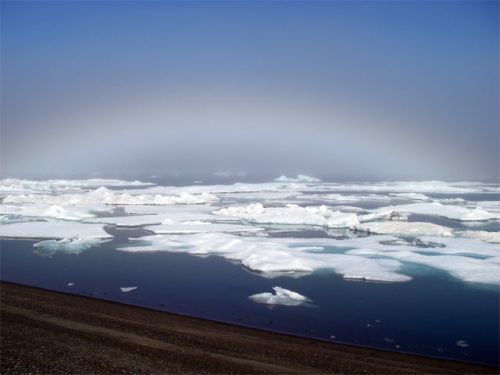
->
[1,237,499,366]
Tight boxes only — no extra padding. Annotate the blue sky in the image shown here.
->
[1,1,498,180]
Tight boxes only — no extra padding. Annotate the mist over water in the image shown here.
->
[1,1,498,181]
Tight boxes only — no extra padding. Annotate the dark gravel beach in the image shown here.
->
[0,281,497,374]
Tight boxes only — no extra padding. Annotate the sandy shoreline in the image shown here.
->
[0,281,497,374]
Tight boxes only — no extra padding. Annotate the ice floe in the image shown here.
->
[33,235,108,255]
[0,221,112,240]
[214,203,359,228]
[145,223,263,234]
[3,187,218,206]
[0,178,153,195]
[0,204,97,221]
[459,230,500,243]
[118,232,411,282]
[355,221,453,237]
[368,202,496,221]
[249,287,312,306]
[274,174,322,183]
[120,286,138,292]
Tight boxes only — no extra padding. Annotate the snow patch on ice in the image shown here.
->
[355,221,453,237]
[214,203,359,228]
[368,202,496,221]
[460,230,500,243]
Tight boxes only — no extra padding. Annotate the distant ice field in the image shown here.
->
[1,176,499,286]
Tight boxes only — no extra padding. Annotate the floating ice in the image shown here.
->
[3,187,218,206]
[460,230,500,243]
[214,203,359,228]
[0,221,112,240]
[0,178,153,195]
[67,282,75,287]
[119,233,411,282]
[320,181,498,194]
[368,202,496,221]
[0,204,97,221]
[274,175,322,183]
[355,221,453,237]
[146,223,263,234]
[33,235,108,255]
[456,340,469,348]
[249,287,312,306]
[390,192,431,201]
[120,286,138,292]
[359,208,408,223]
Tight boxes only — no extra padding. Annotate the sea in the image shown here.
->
[1,173,499,366]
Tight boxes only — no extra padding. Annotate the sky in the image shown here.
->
[1,1,498,181]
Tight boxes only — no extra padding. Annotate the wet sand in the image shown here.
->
[0,281,497,374]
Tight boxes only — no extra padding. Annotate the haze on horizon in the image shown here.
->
[1,1,498,181]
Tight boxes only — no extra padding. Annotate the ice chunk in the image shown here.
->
[460,230,500,243]
[146,223,263,234]
[3,187,218,206]
[390,192,430,201]
[214,203,359,228]
[367,202,496,221]
[274,175,322,183]
[67,282,75,287]
[0,221,112,240]
[120,286,138,292]
[355,221,453,237]
[249,287,312,306]
[456,340,469,348]
[0,204,97,221]
[0,178,153,195]
[33,235,108,255]
[321,181,500,194]
[360,208,408,223]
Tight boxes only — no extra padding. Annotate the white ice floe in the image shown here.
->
[320,181,493,194]
[118,232,411,282]
[3,187,218,206]
[249,287,312,306]
[368,202,496,221]
[120,286,138,292]
[346,236,500,285]
[459,230,500,243]
[274,175,322,183]
[0,178,153,195]
[0,204,97,221]
[33,235,108,255]
[214,203,359,228]
[355,221,453,237]
[145,223,263,234]
[0,221,112,240]
[456,340,469,348]
[359,208,408,223]
[389,192,431,201]
[67,282,75,287]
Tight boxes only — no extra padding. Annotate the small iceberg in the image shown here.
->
[456,340,469,348]
[249,286,312,306]
[33,235,106,256]
[120,286,138,293]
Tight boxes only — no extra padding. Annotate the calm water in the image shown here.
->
[1,235,498,365]
[1,176,499,366]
